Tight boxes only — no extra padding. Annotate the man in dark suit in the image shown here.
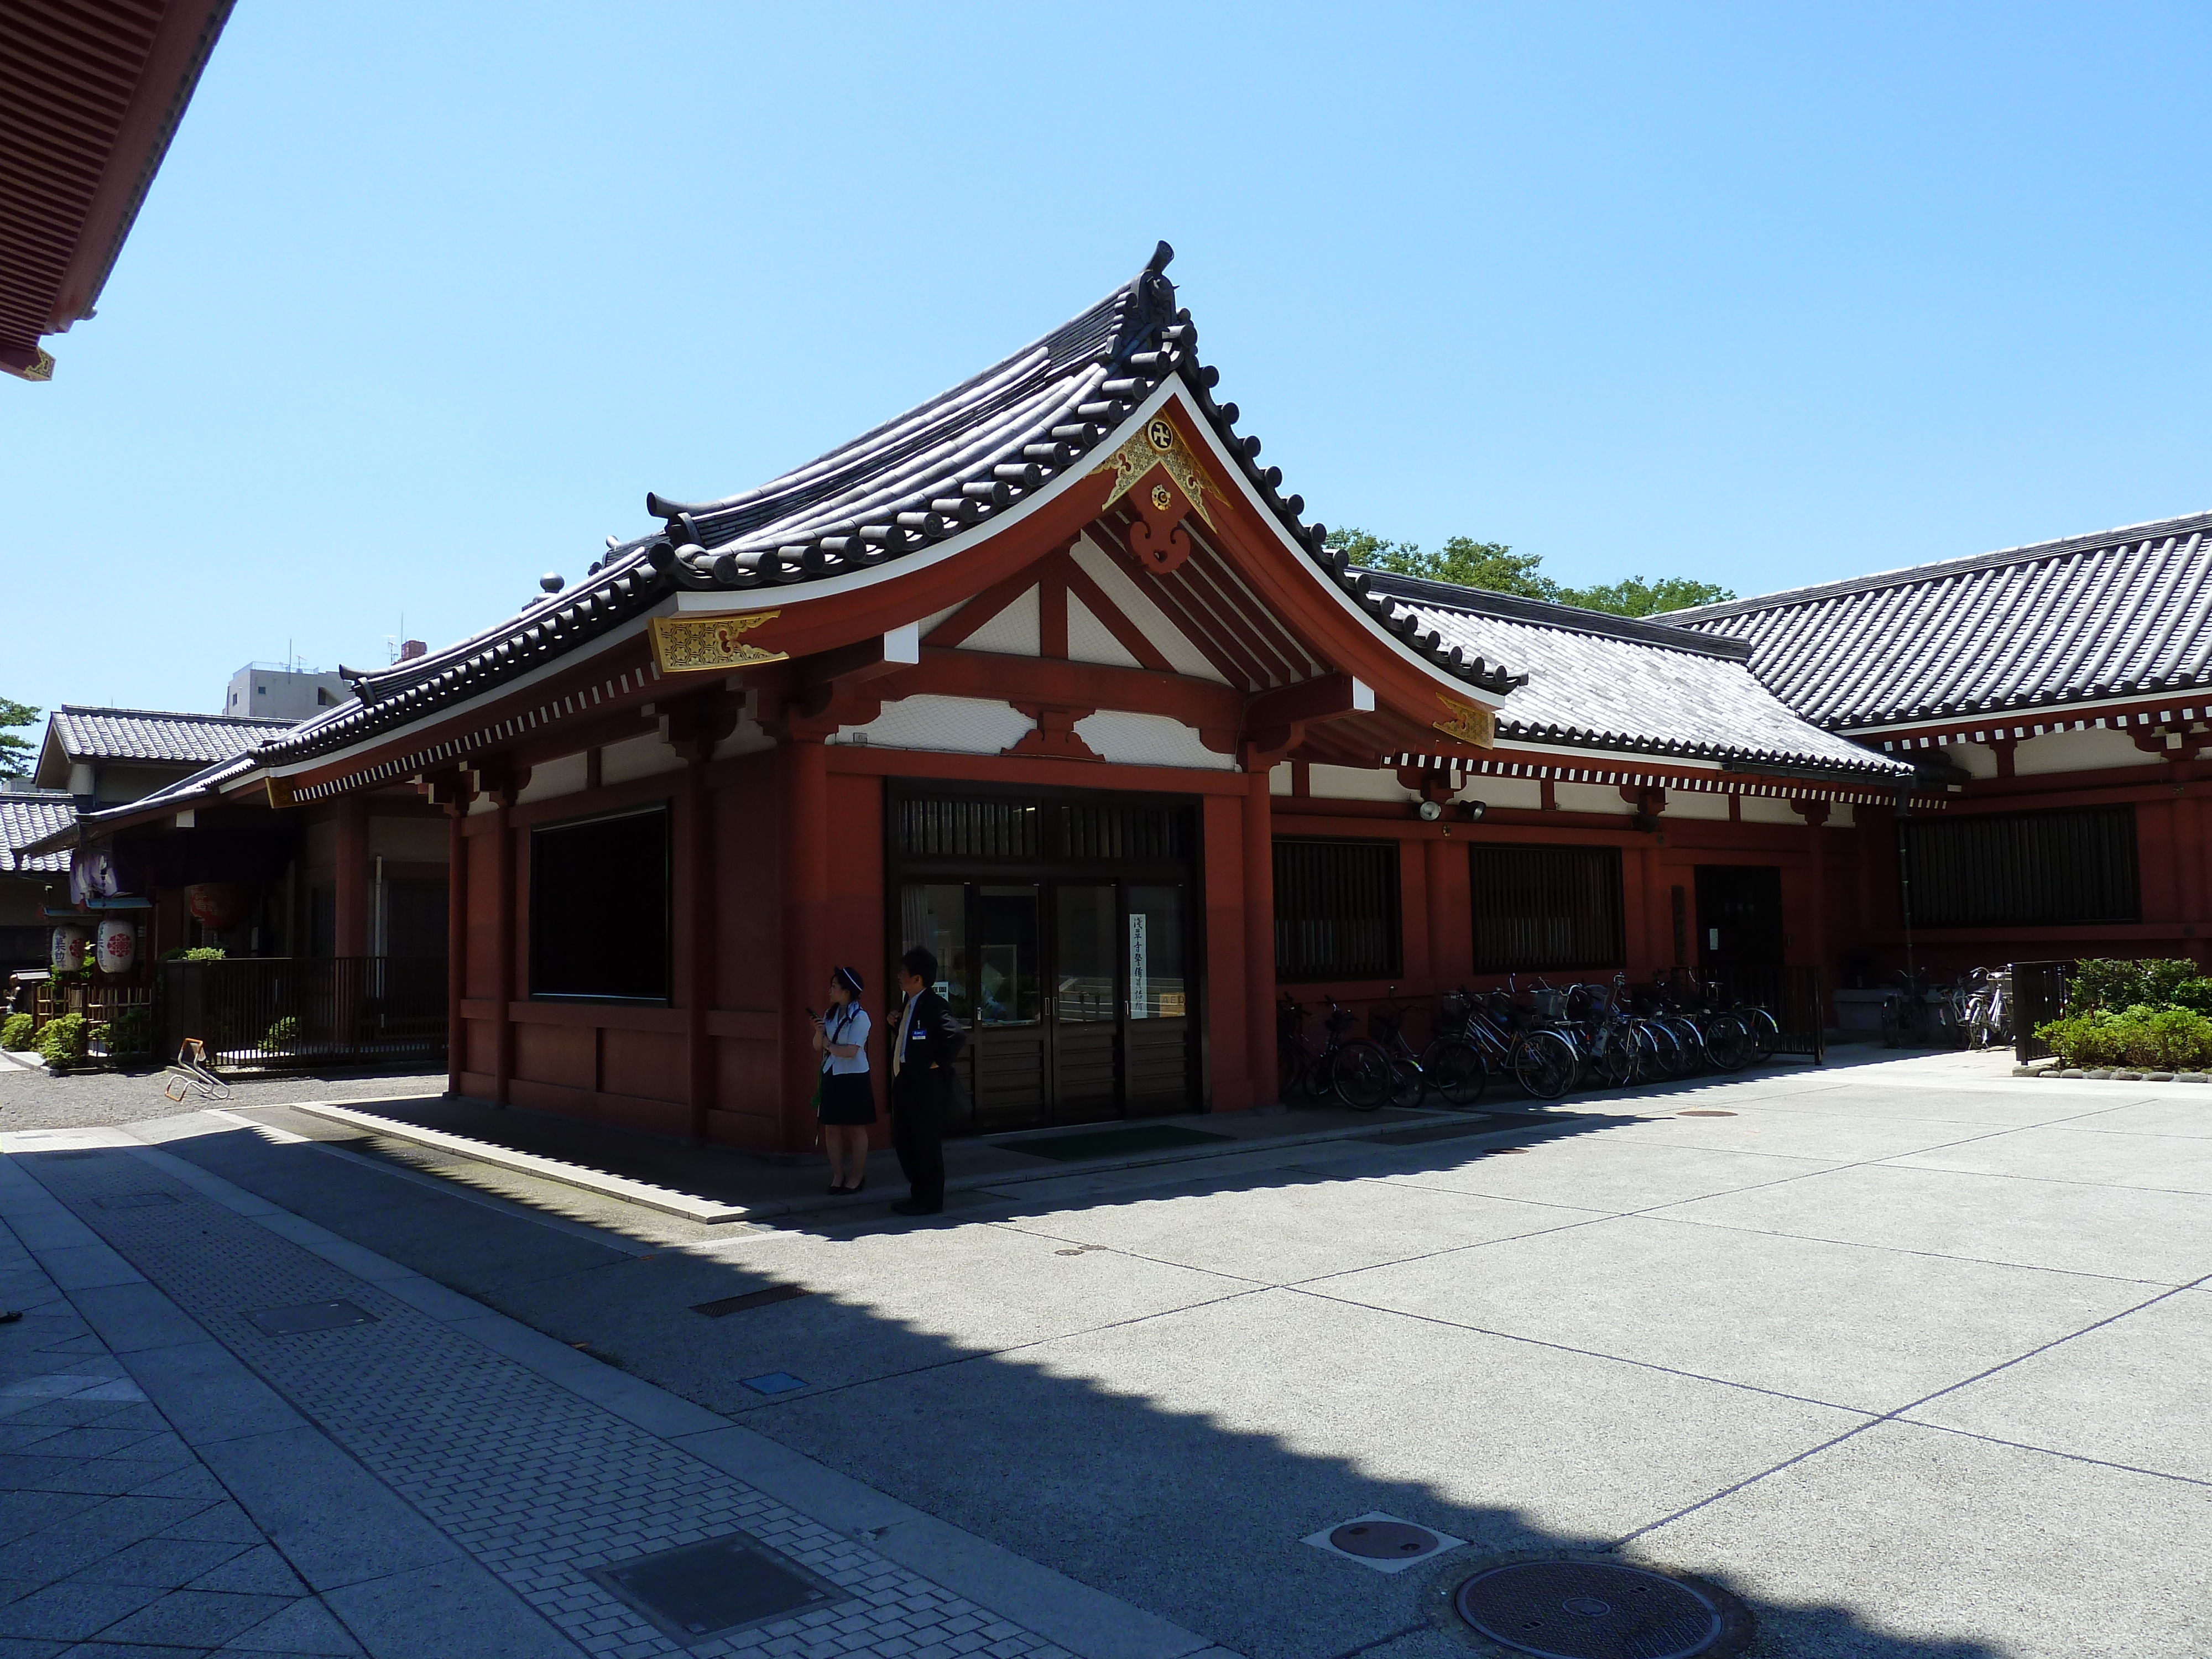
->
[889,946,965,1215]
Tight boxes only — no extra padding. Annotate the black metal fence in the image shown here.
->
[159,957,447,1072]
[2011,959,2074,1065]
[1711,964,1827,1063]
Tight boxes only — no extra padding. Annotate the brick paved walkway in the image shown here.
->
[2,1140,1093,1659]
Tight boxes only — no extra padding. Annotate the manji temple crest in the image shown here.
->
[52,245,1927,1152]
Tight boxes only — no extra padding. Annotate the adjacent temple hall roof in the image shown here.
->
[1663,510,2212,733]
[40,706,295,769]
[0,791,75,874]
[1367,574,1911,780]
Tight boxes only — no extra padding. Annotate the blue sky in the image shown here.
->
[6,2,2210,724]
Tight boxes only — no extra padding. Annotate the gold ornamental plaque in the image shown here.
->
[650,611,788,674]
[1432,693,1496,749]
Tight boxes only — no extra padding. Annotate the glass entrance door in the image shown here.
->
[1051,884,1118,1124]
[896,877,1197,1133]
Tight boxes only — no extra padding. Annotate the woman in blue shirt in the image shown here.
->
[812,966,876,1194]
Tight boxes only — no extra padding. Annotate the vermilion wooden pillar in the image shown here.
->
[1425,837,1459,988]
[782,737,830,1148]
[1795,799,1832,1018]
[1243,768,1274,1110]
[447,805,467,1097]
[682,757,714,1142]
[493,803,515,1105]
[335,797,370,958]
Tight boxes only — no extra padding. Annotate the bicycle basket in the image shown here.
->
[1530,987,1565,1021]
[1324,1006,1357,1036]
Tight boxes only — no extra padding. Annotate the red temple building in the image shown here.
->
[44,249,2212,1147]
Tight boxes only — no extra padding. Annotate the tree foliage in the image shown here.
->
[1324,529,1734,617]
[0,697,35,773]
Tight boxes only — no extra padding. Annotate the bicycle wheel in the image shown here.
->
[1705,1013,1755,1073]
[1632,1020,1677,1084]
[1387,1053,1425,1109]
[1662,1017,1706,1076]
[1422,1037,1487,1108]
[1510,1031,1577,1100]
[1595,1028,1636,1088]
[1747,1007,1779,1063]
[1879,998,1901,1048]
[1277,1040,1308,1104]
[1331,1040,1394,1111]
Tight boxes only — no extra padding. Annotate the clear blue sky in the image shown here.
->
[7,2,2210,724]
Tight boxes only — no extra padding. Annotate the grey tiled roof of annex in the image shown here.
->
[46,706,296,765]
[1367,573,1913,780]
[1661,510,2212,733]
[161,244,1535,786]
[1,792,74,872]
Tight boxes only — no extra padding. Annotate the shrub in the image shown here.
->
[2069,957,2201,1014]
[2037,1003,2212,1071]
[260,1015,299,1053]
[2169,977,2212,1018]
[159,946,227,962]
[35,1013,89,1067]
[101,1004,154,1057]
[1,1011,32,1051]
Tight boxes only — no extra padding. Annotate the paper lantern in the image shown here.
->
[50,927,90,972]
[185,882,254,931]
[97,919,137,974]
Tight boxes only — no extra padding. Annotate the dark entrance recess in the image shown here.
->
[1694,865,1785,973]
[889,785,1199,1135]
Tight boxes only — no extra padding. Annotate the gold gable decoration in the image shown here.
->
[650,611,788,674]
[1432,693,1496,749]
[1090,415,1219,529]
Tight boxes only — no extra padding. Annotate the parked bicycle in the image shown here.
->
[1950,967,2011,1050]
[1879,971,1955,1048]
[1440,978,1580,1100]
[1278,995,1394,1111]
[1368,987,1486,1108]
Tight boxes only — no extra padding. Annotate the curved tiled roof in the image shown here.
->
[1,791,74,873]
[48,706,294,765]
[192,245,1531,785]
[1664,510,2212,731]
[1368,573,1912,780]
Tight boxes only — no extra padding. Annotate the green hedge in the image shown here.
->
[2037,956,2212,1068]
[34,1013,89,1067]
[1,1011,32,1051]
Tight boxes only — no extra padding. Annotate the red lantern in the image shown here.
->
[185,883,254,931]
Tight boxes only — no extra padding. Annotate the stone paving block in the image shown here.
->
[116,1343,309,1447]
[155,1500,265,1546]
[0,1578,165,1641]
[216,1594,364,1654]
[64,1535,250,1588]
[67,1284,209,1355]
[95,1587,300,1647]
[317,1561,585,1659]
[195,1428,465,1593]
[185,1544,305,1598]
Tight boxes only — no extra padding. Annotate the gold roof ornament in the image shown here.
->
[650,611,788,674]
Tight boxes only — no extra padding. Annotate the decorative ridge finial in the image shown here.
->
[1112,242,1178,364]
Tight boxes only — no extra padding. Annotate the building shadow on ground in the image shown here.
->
[4,1102,2031,1659]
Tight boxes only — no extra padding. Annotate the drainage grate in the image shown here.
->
[691,1285,808,1318]
[1444,1557,1751,1659]
[1677,1110,1737,1118]
[95,1192,180,1210]
[588,1530,849,1645]
[44,1150,103,1160]
[246,1300,377,1337]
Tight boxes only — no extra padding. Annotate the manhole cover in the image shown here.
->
[246,1300,376,1336]
[1442,1557,1751,1659]
[95,1192,180,1210]
[588,1530,849,1644]
[741,1371,807,1396]
[1332,1520,1441,1558]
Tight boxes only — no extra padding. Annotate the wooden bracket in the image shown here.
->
[1005,705,1101,761]
[1125,465,1195,576]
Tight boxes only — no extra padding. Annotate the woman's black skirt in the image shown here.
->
[817,1070,878,1125]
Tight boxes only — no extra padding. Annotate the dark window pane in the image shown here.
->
[1902,806,2139,928]
[1273,839,1401,982]
[1470,844,1626,972]
[384,880,448,959]
[529,806,670,1001]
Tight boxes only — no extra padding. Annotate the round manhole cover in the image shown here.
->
[1447,1558,1747,1659]
[1331,1520,1440,1559]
